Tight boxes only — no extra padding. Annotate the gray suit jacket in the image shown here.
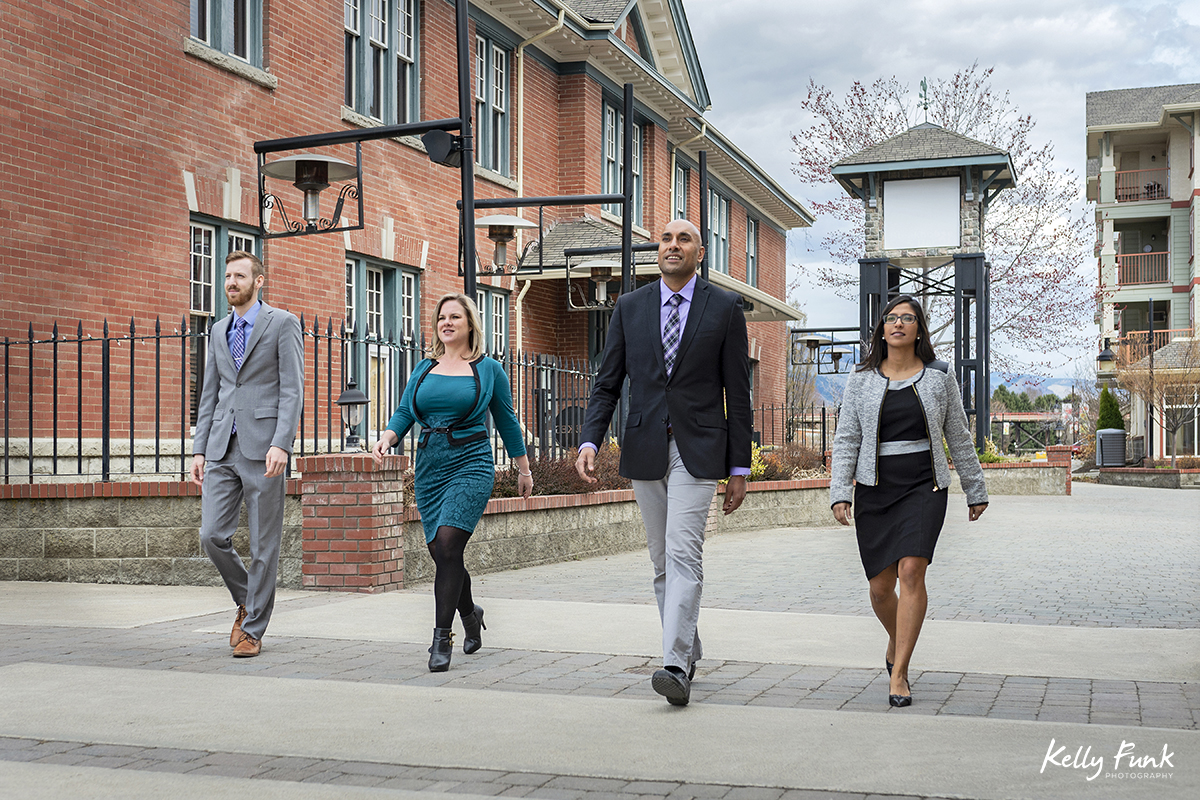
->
[193,303,304,462]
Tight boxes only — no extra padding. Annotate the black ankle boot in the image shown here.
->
[428,627,453,672]
[461,605,486,654]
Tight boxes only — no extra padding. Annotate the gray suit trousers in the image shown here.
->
[200,434,286,640]
[631,438,718,671]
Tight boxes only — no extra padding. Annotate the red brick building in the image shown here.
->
[1,0,811,465]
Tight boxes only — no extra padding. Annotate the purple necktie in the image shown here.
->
[230,318,247,435]
[231,318,247,371]
[663,294,683,378]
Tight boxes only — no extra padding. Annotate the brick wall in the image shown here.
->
[2,1,794,443]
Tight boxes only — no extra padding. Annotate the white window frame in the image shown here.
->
[601,102,643,225]
[474,35,510,174]
[366,266,384,338]
[746,217,759,287]
[708,189,730,274]
[673,163,689,220]
[345,0,360,109]
[190,223,216,317]
[475,287,508,355]
[345,260,357,332]
[401,272,417,341]
[190,0,262,65]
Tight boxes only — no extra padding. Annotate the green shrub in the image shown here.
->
[1097,386,1124,430]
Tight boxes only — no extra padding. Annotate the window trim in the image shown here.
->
[673,163,689,220]
[474,34,511,175]
[344,0,419,124]
[189,0,264,68]
[475,286,509,356]
[601,100,644,226]
[746,216,759,287]
[707,187,731,274]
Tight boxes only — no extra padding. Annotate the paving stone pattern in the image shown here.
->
[0,734,957,800]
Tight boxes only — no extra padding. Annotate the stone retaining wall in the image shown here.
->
[1098,467,1200,489]
[0,482,303,587]
[1,457,1070,589]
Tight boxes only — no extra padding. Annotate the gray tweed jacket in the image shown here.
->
[830,366,989,508]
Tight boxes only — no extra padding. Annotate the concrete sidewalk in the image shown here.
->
[1,483,1197,799]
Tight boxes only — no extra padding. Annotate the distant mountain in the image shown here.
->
[811,371,1072,408]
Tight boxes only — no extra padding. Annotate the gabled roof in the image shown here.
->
[832,123,1008,169]
[560,0,633,23]
[1086,83,1200,128]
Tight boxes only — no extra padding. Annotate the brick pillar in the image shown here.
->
[1046,445,1072,496]
[296,453,408,592]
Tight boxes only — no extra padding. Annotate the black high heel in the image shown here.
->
[461,605,486,654]
[888,676,911,707]
[886,658,894,676]
[429,628,454,672]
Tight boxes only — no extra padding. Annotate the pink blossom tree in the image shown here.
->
[791,64,1092,376]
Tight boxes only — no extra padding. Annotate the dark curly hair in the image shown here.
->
[856,295,938,372]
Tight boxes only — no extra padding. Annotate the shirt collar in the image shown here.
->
[234,301,262,327]
[660,274,698,305]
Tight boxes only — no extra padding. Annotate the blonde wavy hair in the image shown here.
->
[429,293,485,360]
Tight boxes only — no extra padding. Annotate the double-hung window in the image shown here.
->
[601,103,643,225]
[188,219,260,423]
[475,288,509,355]
[346,1,419,123]
[745,217,759,287]
[673,163,689,220]
[191,0,262,65]
[707,189,730,274]
[475,36,510,174]
[346,257,421,439]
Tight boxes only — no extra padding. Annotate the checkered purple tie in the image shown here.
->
[663,293,683,378]
[230,318,247,371]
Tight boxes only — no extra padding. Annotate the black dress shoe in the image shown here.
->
[889,693,912,707]
[461,605,486,654]
[688,661,697,681]
[652,667,691,706]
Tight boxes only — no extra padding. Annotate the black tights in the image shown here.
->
[428,525,475,629]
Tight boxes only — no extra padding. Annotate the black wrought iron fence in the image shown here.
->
[2,316,833,483]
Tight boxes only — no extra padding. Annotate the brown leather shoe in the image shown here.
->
[230,605,247,648]
[232,633,261,658]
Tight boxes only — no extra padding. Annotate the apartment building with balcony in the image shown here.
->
[1087,83,1200,457]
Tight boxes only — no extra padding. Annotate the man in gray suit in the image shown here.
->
[190,251,303,658]
[575,219,752,705]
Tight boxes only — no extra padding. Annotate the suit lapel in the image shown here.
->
[212,316,235,370]
[240,304,273,366]
[669,279,709,381]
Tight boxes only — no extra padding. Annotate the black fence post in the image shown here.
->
[179,316,187,479]
[102,319,111,482]
[154,317,161,473]
[78,321,84,476]
[129,318,136,475]
[3,335,9,484]
[27,324,34,483]
[52,322,59,475]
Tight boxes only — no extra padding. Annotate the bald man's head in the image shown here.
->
[658,219,704,288]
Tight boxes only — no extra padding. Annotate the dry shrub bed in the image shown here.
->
[398,441,828,507]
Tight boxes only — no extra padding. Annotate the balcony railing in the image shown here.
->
[1117,251,1170,285]
[1115,168,1168,202]
[1117,328,1192,365]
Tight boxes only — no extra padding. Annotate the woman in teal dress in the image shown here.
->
[372,293,532,671]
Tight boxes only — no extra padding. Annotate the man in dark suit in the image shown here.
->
[576,219,752,705]
[190,251,303,658]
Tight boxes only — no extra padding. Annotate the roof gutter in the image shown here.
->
[671,122,707,217]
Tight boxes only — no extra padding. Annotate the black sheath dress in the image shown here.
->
[854,371,949,579]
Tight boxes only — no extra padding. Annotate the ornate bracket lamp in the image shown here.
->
[567,258,620,310]
[475,214,539,274]
[259,151,363,239]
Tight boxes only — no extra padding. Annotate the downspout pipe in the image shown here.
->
[670,122,707,217]
[513,10,565,352]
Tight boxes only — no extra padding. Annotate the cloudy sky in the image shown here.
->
[682,0,1200,379]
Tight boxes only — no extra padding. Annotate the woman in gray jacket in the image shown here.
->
[831,296,988,707]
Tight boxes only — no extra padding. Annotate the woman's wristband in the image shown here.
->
[519,470,532,477]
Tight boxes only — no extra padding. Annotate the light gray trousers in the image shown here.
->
[631,438,718,671]
[200,435,286,640]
